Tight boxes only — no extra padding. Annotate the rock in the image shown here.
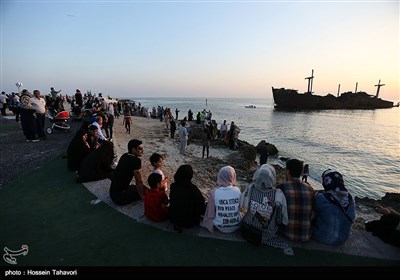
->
[241,145,256,162]
[382,192,400,203]
[278,156,290,162]
[256,140,279,155]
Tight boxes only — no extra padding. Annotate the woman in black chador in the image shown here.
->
[169,165,205,231]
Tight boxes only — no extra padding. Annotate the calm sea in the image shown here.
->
[119,97,400,200]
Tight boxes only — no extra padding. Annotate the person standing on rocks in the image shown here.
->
[259,142,269,165]
[220,120,228,140]
[228,121,240,150]
[178,120,188,155]
[170,118,176,138]
[201,128,211,158]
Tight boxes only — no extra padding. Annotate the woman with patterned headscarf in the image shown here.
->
[202,166,242,233]
[239,164,291,251]
[312,169,356,245]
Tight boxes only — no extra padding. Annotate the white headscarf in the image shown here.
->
[253,164,276,192]
[240,164,277,209]
[202,165,237,232]
[217,165,236,187]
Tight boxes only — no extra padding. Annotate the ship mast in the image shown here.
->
[375,80,385,98]
[305,69,314,93]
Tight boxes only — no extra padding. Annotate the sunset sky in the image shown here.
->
[1,1,399,101]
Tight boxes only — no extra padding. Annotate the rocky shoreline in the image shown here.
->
[185,121,400,231]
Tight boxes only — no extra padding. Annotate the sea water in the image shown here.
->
[118,97,400,200]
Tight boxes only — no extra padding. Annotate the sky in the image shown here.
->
[1,0,399,100]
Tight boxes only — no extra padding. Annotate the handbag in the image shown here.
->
[241,220,262,246]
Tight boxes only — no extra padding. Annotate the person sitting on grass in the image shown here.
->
[144,173,169,222]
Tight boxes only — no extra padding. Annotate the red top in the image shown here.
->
[144,188,169,222]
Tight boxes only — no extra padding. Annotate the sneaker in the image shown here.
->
[32,139,40,142]
[26,139,32,142]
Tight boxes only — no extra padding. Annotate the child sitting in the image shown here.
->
[144,173,169,222]
[150,153,170,192]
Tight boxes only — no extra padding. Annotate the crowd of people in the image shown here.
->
[64,94,397,251]
[3,87,394,252]
[67,119,365,253]
[1,88,57,142]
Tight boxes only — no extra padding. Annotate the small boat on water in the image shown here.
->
[272,70,394,110]
[245,105,256,108]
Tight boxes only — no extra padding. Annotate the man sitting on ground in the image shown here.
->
[109,139,147,205]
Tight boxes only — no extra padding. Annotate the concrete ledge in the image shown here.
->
[83,179,400,260]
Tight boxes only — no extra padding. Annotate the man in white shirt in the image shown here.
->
[178,120,188,155]
[0,91,7,116]
[30,90,47,139]
[220,120,228,140]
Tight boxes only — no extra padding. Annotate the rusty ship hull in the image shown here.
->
[272,87,394,110]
